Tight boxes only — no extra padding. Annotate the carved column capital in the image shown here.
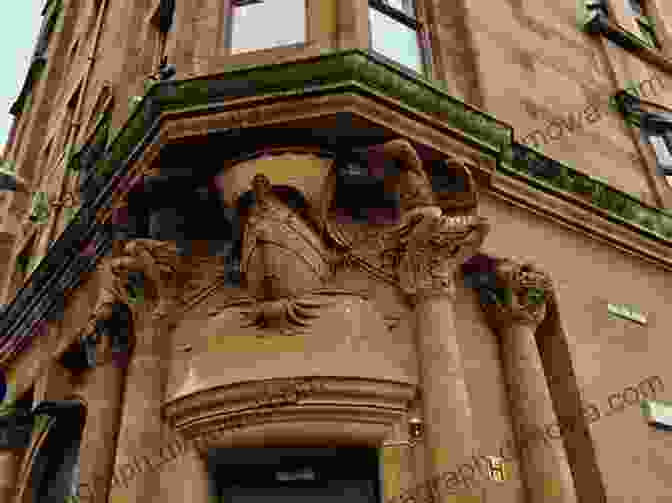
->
[397,210,490,303]
[479,258,554,329]
[118,239,181,320]
[86,239,181,333]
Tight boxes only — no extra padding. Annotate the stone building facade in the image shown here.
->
[0,1,671,502]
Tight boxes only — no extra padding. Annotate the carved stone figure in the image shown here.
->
[85,239,180,338]
[239,174,332,298]
[236,174,336,333]
[323,139,489,299]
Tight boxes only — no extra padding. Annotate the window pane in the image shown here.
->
[648,135,672,173]
[625,0,643,17]
[231,0,306,55]
[383,0,415,18]
[369,7,423,73]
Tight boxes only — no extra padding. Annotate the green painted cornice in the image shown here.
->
[58,48,669,253]
[146,49,512,156]
[504,143,672,243]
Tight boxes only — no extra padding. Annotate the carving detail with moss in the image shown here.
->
[480,259,553,328]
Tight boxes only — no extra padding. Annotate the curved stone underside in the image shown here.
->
[163,377,417,448]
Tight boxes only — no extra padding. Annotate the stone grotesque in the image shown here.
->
[86,239,180,337]
[325,139,489,302]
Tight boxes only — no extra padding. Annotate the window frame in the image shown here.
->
[616,90,672,187]
[367,0,431,77]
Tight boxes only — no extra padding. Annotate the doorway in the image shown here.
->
[210,447,381,503]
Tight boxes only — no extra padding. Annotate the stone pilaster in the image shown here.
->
[480,259,578,503]
[398,207,489,503]
[75,340,126,503]
[104,239,180,503]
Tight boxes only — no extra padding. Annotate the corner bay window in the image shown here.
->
[368,0,427,74]
[229,0,306,55]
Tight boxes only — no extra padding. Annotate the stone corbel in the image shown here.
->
[396,211,490,303]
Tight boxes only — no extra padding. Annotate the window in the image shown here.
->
[368,0,428,74]
[228,0,306,55]
[615,90,672,186]
[641,112,672,178]
[149,0,175,69]
[624,0,658,47]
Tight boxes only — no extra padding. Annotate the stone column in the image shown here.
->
[105,239,180,503]
[398,209,489,503]
[75,340,125,503]
[107,320,172,502]
[480,259,578,503]
[0,450,19,503]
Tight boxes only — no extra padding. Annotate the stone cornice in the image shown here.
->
[490,169,672,271]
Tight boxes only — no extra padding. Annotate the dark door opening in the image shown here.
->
[210,447,380,503]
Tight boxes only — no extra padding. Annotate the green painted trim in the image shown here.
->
[527,287,546,305]
[102,50,512,173]
[127,284,144,305]
[505,144,672,242]
[73,47,669,251]
[642,399,672,426]
[577,0,607,32]
[27,255,43,275]
[63,206,79,224]
[29,191,50,224]
[0,159,16,174]
[607,302,647,324]
[128,95,143,116]
[621,27,656,50]
[150,50,512,153]
[144,78,159,95]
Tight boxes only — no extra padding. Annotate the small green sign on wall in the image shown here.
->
[607,303,647,325]
[642,400,672,429]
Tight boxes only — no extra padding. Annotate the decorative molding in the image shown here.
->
[150,49,511,153]
[490,166,672,271]
[163,377,417,448]
[509,143,672,242]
